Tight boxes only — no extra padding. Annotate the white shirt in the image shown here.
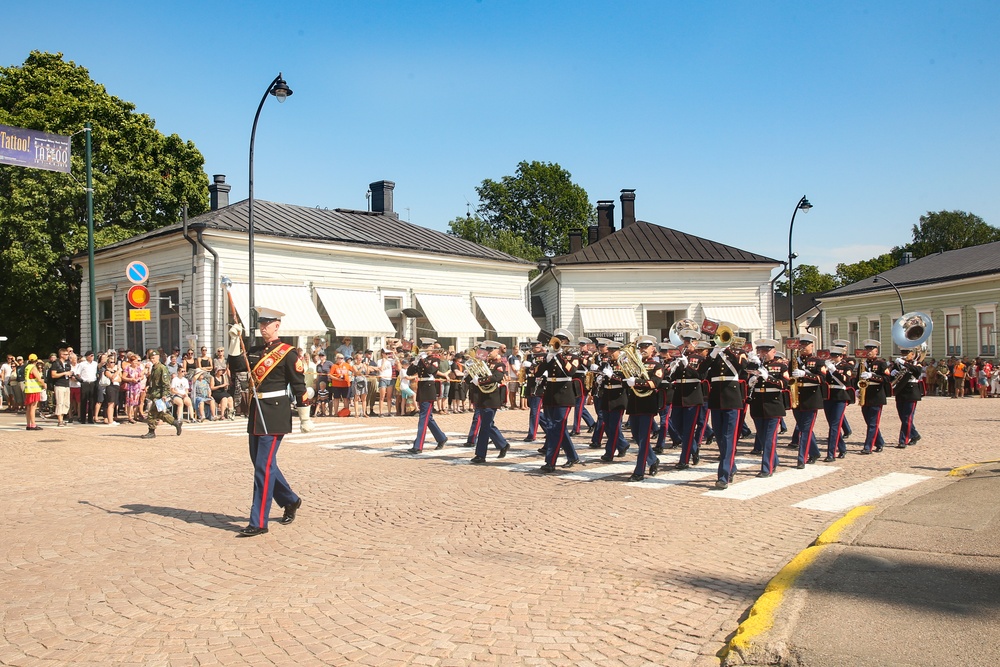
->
[170,376,189,397]
[0,362,10,384]
[378,358,393,380]
[75,359,99,383]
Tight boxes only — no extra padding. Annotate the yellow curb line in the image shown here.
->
[948,460,1000,477]
[723,505,874,662]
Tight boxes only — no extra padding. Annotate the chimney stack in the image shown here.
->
[900,251,913,266]
[596,200,615,240]
[587,225,598,244]
[369,180,397,218]
[569,229,583,253]
[208,174,231,210]
[620,189,636,227]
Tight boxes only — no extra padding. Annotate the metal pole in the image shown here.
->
[787,195,811,339]
[873,275,906,317]
[85,123,97,352]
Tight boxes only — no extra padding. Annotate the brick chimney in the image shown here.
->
[596,200,615,240]
[620,189,636,227]
[208,174,231,210]
[568,229,583,253]
[587,225,598,244]
[369,180,397,218]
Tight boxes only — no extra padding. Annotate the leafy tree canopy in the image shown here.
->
[468,160,594,257]
[775,264,839,297]
[446,214,544,263]
[0,51,208,353]
[904,210,1000,259]
[834,252,901,286]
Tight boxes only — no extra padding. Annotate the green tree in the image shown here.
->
[774,264,838,297]
[834,252,901,286]
[0,51,208,353]
[473,160,594,256]
[906,210,999,258]
[447,214,544,263]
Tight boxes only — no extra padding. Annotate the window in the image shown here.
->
[829,321,839,344]
[126,302,144,353]
[159,289,181,353]
[979,311,995,356]
[867,317,881,345]
[98,298,114,352]
[848,321,859,352]
[946,313,962,356]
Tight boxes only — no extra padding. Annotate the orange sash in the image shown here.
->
[251,343,293,388]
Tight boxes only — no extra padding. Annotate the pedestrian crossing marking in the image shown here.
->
[705,465,839,500]
[792,472,931,512]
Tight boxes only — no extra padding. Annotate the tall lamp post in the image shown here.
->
[787,195,813,338]
[872,275,906,318]
[248,72,293,346]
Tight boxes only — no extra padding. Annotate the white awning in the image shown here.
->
[315,288,396,337]
[414,293,485,338]
[228,282,327,337]
[701,305,765,331]
[579,307,640,332]
[475,296,541,338]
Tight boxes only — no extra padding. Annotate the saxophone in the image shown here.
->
[857,356,869,405]
[788,354,800,409]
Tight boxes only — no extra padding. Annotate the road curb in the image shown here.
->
[948,459,1000,477]
[721,505,874,666]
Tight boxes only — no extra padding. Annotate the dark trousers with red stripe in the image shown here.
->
[589,405,605,446]
[793,409,821,465]
[630,414,658,477]
[711,408,739,483]
[656,404,680,448]
[475,408,508,458]
[413,400,446,451]
[823,400,848,458]
[861,405,885,452]
[602,408,628,457]
[572,381,595,433]
[526,395,544,440]
[467,409,482,444]
[896,400,920,444]
[543,406,578,466]
[753,416,781,475]
[677,405,701,465]
[695,401,714,444]
[248,434,298,529]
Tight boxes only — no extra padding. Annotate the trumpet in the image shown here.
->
[549,336,562,351]
[618,341,654,398]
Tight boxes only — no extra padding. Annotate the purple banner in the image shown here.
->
[0,123,71,173]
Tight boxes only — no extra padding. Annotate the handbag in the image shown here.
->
[99,373,111,387]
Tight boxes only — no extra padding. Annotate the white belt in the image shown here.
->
[674,379,702,384]
[257,390,287,399]
[417,378,438,382]
[605,384,623,389]
[547,377,572,383]
[800,381,820,386]
[710,376,740,382]
[754,388,782,393]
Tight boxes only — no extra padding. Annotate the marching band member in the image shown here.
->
[669,328,706,470]
[893,347,924,448]
[747,339,788,477]
[653,342,679,453]
[832,339,855,439]
[465,341,511,463]
[822,346,853,461]
[522,340,546,443]
[537,329,583,472]
[857,339,891,454]
[790,333,826,469]
[626,335,664,482]
[588,338,611,449]
[406,338,449,454]
[226,306,312,537]
[692,340,715,448]
[596,341,629,461]
[704,339,748,489]
[571,337,597,435]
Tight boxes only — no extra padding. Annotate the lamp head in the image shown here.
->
[798,197,813,212]
[270,73,293,103]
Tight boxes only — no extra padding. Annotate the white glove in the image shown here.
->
[890,369,899,377]
[791,369,806,378]
[759,367,770,381]
[602,367,613,378]
[895,357,906,367]
[522,360,532,368]
[546,352,556,362]
[589,364,599,371]
[710,346,723,359]
[418,352,427,360]
[748,352,761,365]
[678,355,689,367]
[471,376,480,386]
[626,377,636,387]
[297,406,315,433]
[227,323,244,356]
[860,371,873,380]
[825,360,837,371]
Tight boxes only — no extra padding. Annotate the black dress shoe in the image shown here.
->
[587,424,595,433]
[497,444,509,459]
[715,479,728,490]
[175,419,183,436]
[589,443,603,449]
[837,452,846,459]
[406,448,421,454]
[435,439,447,450]
[859,449,871,455]
[280,498,302,525]
[843,428,853,438]
[629,473,644,482]
[749,449,762,456]
[522,436,536,442]
[536,446,546,454]
[653,446,664,454]
[896,443,907,449]
[471,456,486,464]
[648,462,659,477]
[807,456,818,464]
[462,441,475,447]
[236,526,268,537]
[599,454,614,463]
[616,449,628,457]
[561,459,582,468]
[705,434,715,445]
[795,462,806,469]
[140,430,156,439]
[823,456,835,462]
[875,446,883,453]
[910,435,921,444]
[571,431,581,436]
[539,463,555,473]
[756,471,772,478]
[674,462,689,470]
[692,453,700,465]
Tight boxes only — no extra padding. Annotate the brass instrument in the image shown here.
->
[857,356,869,405]
[618,341,654,397]
[712,322,736,348]
[466,357,500,393]
[584,370,595,391]
[517,363,527,383]
[788,352,800,409]
[668,318,700,346]
[549,336,562,350]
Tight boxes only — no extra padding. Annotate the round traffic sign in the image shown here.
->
[127,285,150,309]
[126,261,149,285]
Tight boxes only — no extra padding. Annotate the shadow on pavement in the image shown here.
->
[79,500,245,531]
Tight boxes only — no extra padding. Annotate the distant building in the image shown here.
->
[773,293,824,347]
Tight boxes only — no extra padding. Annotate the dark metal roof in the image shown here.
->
[89,199,532,264]
[552,221,778,265]
[820,241,1000,299]
[774,293,823,321]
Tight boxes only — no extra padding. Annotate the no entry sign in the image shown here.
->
[127,285,150,309]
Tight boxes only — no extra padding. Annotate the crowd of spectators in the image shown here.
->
[922,356,999,398]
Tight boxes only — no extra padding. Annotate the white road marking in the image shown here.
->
[705,465,839,500]
[793,472,932,512]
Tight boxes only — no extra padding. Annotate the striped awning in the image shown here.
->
[414,293,485,338]
[579,307,640,332]
[700,304,765,331]
[475,296,540,338]
[315,288,396,337]
[228,282,327,336]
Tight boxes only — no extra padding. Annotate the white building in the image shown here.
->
[77,177,537,354]
[530,190,781,342]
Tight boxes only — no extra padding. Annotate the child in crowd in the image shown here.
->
[315,381,331,416]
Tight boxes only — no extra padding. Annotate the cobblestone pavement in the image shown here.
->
[1,397,996,666]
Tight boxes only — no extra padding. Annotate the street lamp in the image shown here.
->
[787,195,813,338]
[872,275,905,317]
[248,72,293,346]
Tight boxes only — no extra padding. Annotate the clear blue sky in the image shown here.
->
[4,1,998,274]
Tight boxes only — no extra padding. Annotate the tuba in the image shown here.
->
[892,312,933,352]
[668,318,700,346]
[618,340,654,397]
[466,356,500,393]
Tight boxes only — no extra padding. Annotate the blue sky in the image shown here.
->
[4,1,998,274]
